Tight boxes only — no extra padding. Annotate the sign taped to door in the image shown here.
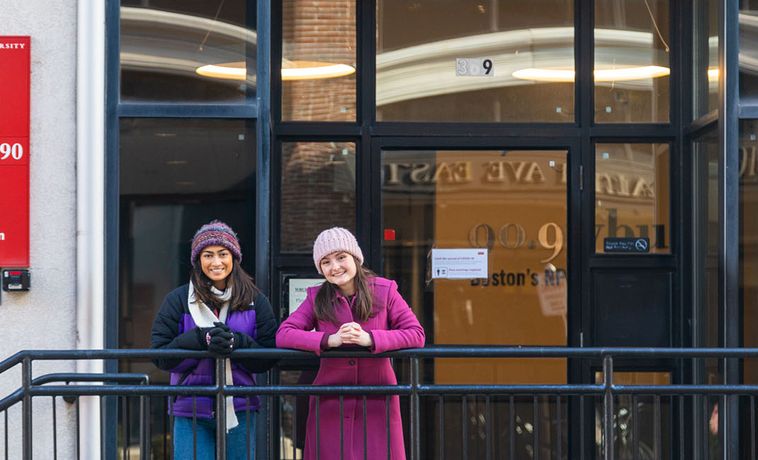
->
[288,278,324,314]
[430,248,488,279]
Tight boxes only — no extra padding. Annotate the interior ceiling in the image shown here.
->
[120,4,699,103]
[119,120,255,196]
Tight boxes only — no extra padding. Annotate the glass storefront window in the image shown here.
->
[738,121,758,456]
[281,0,357,121]
[692,132,719,353]
[741,5,758,101]
[742,4,758,102]
[376,0,574,122]
[382,148,568,457]
[692,130,721,458]
[120,0,255,103]
[594,143,670,254]
[119,118,256,350]
[594,0,670,123]
[740,121,758,383]
[693,0,718,118]
[382,149,568,359]
[280,142,356,252]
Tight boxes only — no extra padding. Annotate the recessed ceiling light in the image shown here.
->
[512,66,670,82]
[196,60,355,81]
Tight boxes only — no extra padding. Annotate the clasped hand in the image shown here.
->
[327,322,373,348]
[202,322,237,355]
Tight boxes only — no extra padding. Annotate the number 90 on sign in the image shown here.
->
[0,143,24,161]
[456,58,494,77]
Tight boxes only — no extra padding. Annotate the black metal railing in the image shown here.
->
[0,347,754,459]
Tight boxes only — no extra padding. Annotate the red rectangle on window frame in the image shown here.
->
[0,36,30,267]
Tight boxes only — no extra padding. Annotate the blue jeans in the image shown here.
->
[173,412,256,460]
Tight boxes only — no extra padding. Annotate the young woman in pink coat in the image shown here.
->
[276,227,425,460]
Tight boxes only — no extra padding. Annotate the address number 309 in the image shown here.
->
[0,143,24,160]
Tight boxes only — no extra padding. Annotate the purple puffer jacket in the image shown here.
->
[150,284,278,419]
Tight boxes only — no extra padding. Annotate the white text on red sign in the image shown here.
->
[0,143,24,160]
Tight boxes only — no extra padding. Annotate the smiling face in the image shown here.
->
[319,251,358,295]
[199,245,233,290]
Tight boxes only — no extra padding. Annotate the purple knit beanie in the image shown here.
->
[312,227,364,274]
[190,220,242,267]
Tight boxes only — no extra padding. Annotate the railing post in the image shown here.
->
[602,354,614,460]
[139,381,150,460]
[216,357,227,460]
[409,355,420,460]
[22,357,31,460]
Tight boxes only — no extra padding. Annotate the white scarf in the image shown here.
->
[188,282,239,431]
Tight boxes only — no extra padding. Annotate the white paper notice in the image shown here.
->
[288,278,324,314]
[430,248,488,279]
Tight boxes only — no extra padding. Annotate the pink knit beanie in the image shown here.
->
[312,227,364,274]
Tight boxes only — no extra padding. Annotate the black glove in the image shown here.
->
[171,326,214,350]
[212,321,231,333]
[194,325,226,349]
[207,325,235,355]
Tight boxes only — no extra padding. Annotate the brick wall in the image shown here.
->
[281,0,356,121]
[280,1,357,253]
[280,142,356,252]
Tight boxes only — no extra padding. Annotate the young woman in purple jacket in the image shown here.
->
[150,220,278,460]
[276,227,426,460]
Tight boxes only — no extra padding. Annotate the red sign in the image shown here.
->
[0,36,30,267]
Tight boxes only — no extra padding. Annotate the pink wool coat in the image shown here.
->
[276,276,425,460]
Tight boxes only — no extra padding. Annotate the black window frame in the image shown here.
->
[270,3,687,458]
[105,0,269,457]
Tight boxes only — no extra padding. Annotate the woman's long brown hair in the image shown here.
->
[190,259,259,311]
[314,257,375,324]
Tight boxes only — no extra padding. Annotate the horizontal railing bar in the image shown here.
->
[420,384,758,396]
[228,385,413,396]
[29,385,415,397]
[10,347,758,403]
[30,384,599,397]
[0,373,152,410]
[32,373,149,385]
[14,346,758,361]
[264,346,758,358]
[29,385,599,398]
[416,384,604,395]
[612,384,758,395]
[29,382,758,398]
[30,385,220,397]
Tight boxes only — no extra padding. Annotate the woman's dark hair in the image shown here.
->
[191,258,259,311]
[314,256,375,324]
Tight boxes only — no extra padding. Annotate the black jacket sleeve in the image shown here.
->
[150,286,205,371]
[232,292,280,373]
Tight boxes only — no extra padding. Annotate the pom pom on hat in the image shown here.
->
[190,220,242,267]
[313,227,364,274]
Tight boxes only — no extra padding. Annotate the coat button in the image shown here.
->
[348,360,356,366]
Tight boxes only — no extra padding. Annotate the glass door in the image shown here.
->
[378,147,572,458]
